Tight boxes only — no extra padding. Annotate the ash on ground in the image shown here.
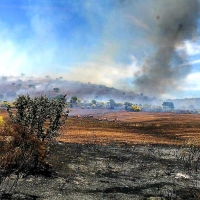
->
[1,142,200,200]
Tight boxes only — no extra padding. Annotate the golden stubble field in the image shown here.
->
[59,111,200,146]
[1,109,200,146]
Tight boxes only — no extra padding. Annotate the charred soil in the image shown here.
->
[1,142,200,199]
[1,110,200,199]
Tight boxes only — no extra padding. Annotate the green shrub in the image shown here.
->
[2,94,68,173]
[0,95,68,195]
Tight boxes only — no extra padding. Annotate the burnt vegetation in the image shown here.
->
[1,95,200,199]
[0,94,68,198]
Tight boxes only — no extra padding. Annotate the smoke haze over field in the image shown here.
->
[0,1,200,98]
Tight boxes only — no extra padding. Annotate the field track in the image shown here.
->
[1,109,200,146]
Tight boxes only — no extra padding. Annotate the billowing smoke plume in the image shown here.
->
[133,0,200,96]
[0,0,199,99]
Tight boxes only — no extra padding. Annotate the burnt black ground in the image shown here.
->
[1,142,200,200]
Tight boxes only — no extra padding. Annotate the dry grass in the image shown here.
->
[58,111,200,146]
[1,109,200,146]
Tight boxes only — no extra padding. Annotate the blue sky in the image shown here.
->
[0,0,200,99]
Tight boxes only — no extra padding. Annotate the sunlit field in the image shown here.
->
[1,109,200,146]
[58,110,200,146]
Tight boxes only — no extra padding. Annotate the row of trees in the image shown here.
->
[68,96,143,111]
[68,97,179,112]
[1,95,176,112]
[69,96,123,110]
[2,94,199,113]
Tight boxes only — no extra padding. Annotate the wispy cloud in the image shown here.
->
[128,15,149,31]
[184,41,200,55]
[177,41,200,56]
[180,59,200,67]
[183,72,200,90]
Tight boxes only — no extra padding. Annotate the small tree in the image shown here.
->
[5,94,68,170]
[124,102,132,110]
[77,98,81,105]
[131,105,142,112]
[0,95,68,195]
[91,100,97,105]
[70,96,78,104]
[55,94,67,101]
[109,99,116,109]
[162,102,174,110]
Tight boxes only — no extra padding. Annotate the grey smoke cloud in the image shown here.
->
[132,0,200,96]
[73,0,200,97]
[1,0,198,99]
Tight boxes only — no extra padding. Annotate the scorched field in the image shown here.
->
[2,109,200,199]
